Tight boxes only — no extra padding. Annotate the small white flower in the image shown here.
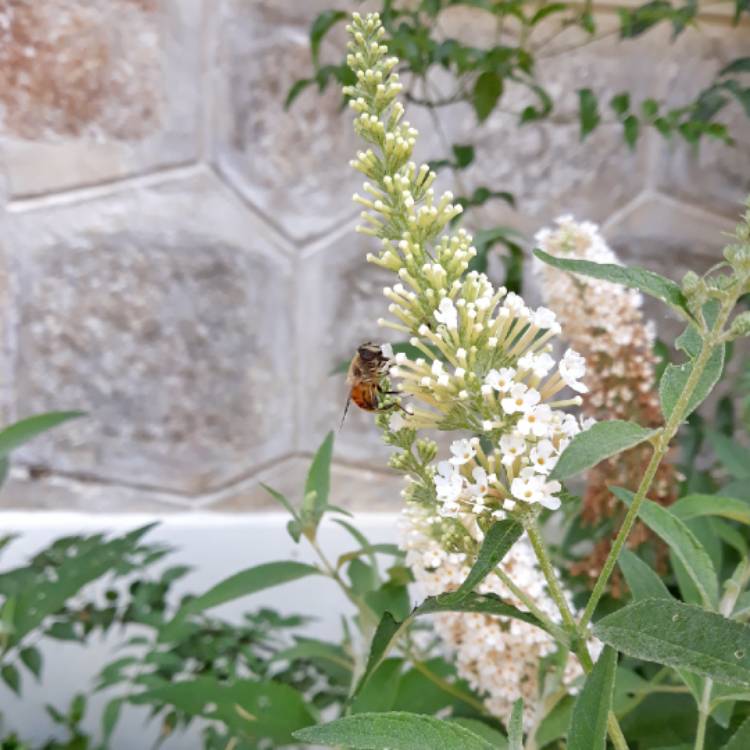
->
[434,298,458,329]
[581,416,597,431]
[539,478,562,510]
[559,349,588,393]
[389,411,407,432]
[499,434,526,466]
[501,384,541,415]
[510,474,544,505]
[529,440,557,473]
[434,461,463,503]
[560,413,581,437]
[517,404,553,437]
[381,342,394,359]
[467,466,490,497]
[431,359,445,376]
[532,307,557,330]
[518,352,555,378]
[449,438,476,465]
[485,367,516,393]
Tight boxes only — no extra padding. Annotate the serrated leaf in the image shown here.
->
[568,646,617,750]
[578,88,600,139]
[550,421,658,480]
[533,249,689,314]
[473,71,503,122]
[293,712,495,749]
[132,677,315,744]
[613,488,718,607]
[310,10,347,67]
[160,561,320,641]
[618,549,672,601]
[593,598,750,688]
[672,494,750,525]
[0,411,85,459]
[508,698,523,750]
[456,519,523,596]
[660,344,725,421]
[19,646,42,679]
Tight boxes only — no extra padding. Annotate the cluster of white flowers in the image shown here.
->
[401,505,588,726]
[534,216,676,591]
[343,14,592,523]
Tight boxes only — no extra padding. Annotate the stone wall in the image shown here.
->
[0,1,748,514]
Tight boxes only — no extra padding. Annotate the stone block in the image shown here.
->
[0,0,203,197]
[2,170,294,494]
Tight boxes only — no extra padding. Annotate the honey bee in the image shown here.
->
[341,342,406,426]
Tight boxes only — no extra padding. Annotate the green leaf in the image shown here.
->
[310,10,347,67]
[708,432,750,478]
[301,431,334,534]
[722,715,750,749]
[568,646,617,750]
[618,549,672,601]
[610,92,630,117]
[452,144,475,168]
[0,411,84,459]
[593,598,750,688]
[719,57,750,76]
[530,3,569,25]
[642,98,659,120]
[355,593,543,699]
[508,698,524,750]
[102,698,122,741]
[473,71,503,122]
[613,488,718,607]
[337,543,402,570]
[578,88,600,139]
[623,114,640,149]
[449,718,508,748]
[533,249,689,315]
[285,78,313,109]
[19,646,42,680]
[132,677,315,744]
[260,483,301,520]
[1,664,20,694]
[672,494,750,525]
[351,658,403,714]
[660,343,725,422]
[456,519,523,597]
[293,712,495,749]
[160,561,320,640]
[550,420,658,481]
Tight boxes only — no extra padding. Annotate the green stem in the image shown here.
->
[580,300,734,629]
[524,516,630,750]
[492,566,570,645]
[695,678,713,750]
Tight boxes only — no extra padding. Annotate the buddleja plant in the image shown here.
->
[291,12,750,749]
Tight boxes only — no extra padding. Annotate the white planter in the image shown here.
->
[0,511,400,748]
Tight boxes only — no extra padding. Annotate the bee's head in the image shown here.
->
[358,342,383,362]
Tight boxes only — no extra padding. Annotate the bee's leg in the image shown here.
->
[339,397,352,430]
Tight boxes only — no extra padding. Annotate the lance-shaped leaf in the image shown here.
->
[293,712,495,749]
[456,519,523,597]
[593,599,750,688]
[0,411,85,459]
[550,421,658,481]
[660,344,725,421]
[160,561,320,641]
[533,249,689,315]
[672,494,750,526]
[567,646,617,750]
[618,549,672,601]
[300,431,335,536]
[613,488,718,607]
[508,698,524,750]
[353,593,544,700]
